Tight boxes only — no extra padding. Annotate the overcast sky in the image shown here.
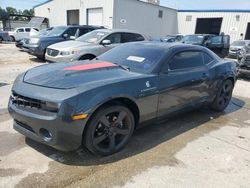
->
[0,0,249,10]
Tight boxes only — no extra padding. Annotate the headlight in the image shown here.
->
[60,50,79,56]
[29,38,40,45]
[41,101,60,112]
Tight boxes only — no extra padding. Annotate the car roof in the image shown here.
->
[185,34,215,36]
[125,41,207,51]
[92,29,143,34]
[63,25,104,29]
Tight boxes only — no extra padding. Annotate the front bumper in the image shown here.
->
[8,81,87,151]
[228,51,241,58]
[27,45,45,58]
[45,53,75,63]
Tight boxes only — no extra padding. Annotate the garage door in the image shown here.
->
[195,18,223,35]
[87,8,103,26]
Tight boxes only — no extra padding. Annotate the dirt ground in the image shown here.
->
[0,43,250,188]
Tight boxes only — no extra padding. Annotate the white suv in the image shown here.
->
[8,27,39,42]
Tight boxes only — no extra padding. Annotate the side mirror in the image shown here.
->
[205,40,211,46]
[63,33,69,39]
[69,36,76,40]
[102,40,111,46]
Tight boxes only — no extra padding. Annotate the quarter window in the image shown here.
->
[203,53,214,64]
[169,51,204,70]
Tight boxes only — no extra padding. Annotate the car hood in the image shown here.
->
[230,46,244,50]
[23,61,143,89]
[48,40,94,50]
[183,41,202,45]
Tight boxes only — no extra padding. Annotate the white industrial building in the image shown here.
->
[178,10,250,42]
[34,0,250,42]
[34,0,178,37]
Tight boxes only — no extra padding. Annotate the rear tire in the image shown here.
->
[0,37,3,43]
[210,79,233,112]
[84,105,135,156]
[10,36,15,42]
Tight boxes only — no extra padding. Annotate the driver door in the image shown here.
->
[207,35,230,58]
[158,50,210,117]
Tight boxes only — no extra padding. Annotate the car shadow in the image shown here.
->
[26,97,246,166]
[29,57,46,63]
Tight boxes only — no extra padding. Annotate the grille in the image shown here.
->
[11,92,42,110]
[230,48,240,52]
[47,48,59,57]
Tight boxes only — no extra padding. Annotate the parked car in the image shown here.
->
[15,27,53,49]
[238,43,250,77]
[229,40,250,59]
[182,34,230,58]
[161,34,183,43]
[8,27,39,42]
[8,42,237,156]
[45,29,147,63]
[0,31,10,42]
[26,25,104,60]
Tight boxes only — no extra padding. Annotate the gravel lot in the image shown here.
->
[0,43,250,188]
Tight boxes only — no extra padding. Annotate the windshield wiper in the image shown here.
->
[113,63,130,71]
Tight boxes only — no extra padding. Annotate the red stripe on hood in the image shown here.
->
[64,62,117,71]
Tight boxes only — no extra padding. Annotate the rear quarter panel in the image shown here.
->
[207,59,237,100]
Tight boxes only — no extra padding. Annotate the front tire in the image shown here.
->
[84,105,135,156]
[210,79,233,111]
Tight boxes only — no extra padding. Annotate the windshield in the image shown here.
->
[47,26,67,37]
[231,41,246,46]
[98,43,165,73]
[183,35,204,44]
[76,30,109,43]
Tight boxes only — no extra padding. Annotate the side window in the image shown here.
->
[210,36,223,44]
[203,53,214,64]
[176,36,183,42]
[168,51,204,70]
[133,33,145,41]
[64,27,78,37]
[17,28,24,32]
[122,33,144,43]
[79,28,90,36]
[25,28,31,32]
[104,33,122,44]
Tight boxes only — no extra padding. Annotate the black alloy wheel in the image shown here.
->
[211,79,233,111]
[84,105,135,156]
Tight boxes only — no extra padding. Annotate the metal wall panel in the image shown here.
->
[178,11,250,42]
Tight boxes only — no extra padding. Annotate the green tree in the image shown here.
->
[0,7,9,30]
[6,7,18,15]
[23,9,34,16]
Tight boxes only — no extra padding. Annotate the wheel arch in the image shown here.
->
[79,54,96,60]
[81,97,140,143]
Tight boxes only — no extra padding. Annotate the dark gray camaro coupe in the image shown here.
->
[9,42,238,155]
